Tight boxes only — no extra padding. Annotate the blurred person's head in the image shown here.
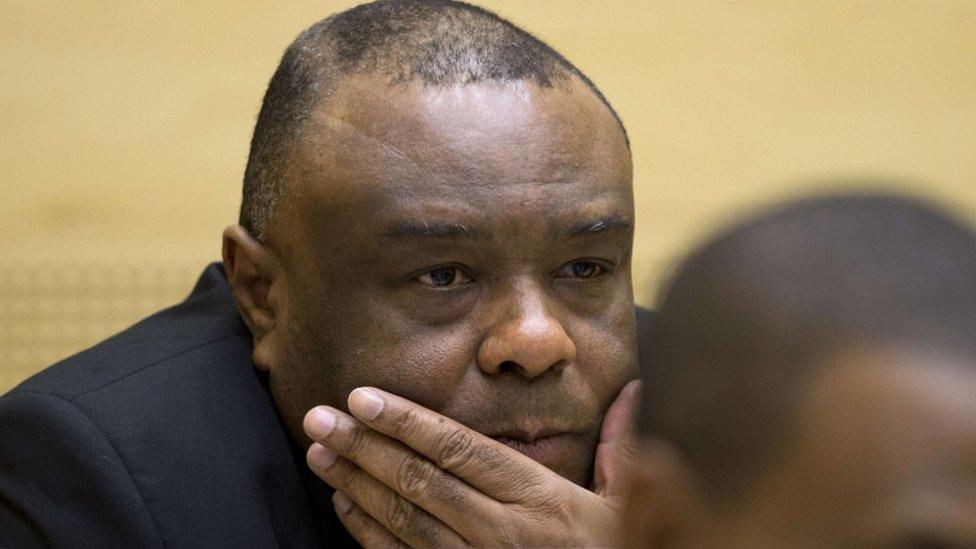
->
[220,0,636,485]
[623,193,976,547]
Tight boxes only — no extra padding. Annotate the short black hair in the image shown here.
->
[638,191,976,504]
[240,0,628,240]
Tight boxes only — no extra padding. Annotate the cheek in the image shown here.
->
[298,305,479,413]
[572,308,639,401]
[361,331,477,411]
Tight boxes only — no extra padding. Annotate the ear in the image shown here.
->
[222,225,284,371]
[619,438,705,548]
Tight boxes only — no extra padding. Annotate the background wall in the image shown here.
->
[2,1,975,391]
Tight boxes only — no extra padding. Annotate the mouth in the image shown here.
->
[488,429,575,465]
[491,435,560,462]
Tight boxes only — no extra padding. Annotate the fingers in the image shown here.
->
[308,443,467,548]
[598,379,642,445]
[306,390,622,548]
[331,490,404,548]
[305,407,498,541]
[593,379,642,498]
[340,387,555,502]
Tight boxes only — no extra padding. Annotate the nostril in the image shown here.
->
[497,359,567,378]
[498,360,519,374]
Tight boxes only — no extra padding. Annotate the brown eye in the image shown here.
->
[416,267,473,288]
[556,260,608,279]
[556,259,607,279]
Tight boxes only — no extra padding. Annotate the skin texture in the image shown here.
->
[223,72,637,544]
[621,348,976,548]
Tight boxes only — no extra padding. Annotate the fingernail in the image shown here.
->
[308,443,337,470]
[348,388,384,420]
[305,406,337,439]
[333,490,354,514]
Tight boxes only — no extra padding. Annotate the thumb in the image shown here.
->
[592,379,642,499]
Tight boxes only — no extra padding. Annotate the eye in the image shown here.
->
[555,260,609,279]
[416,267,473,288]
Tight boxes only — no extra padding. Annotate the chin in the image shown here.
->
[555,454,596,487]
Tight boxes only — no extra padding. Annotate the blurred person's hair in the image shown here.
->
[239,0,627,241]
[638,191,976,505]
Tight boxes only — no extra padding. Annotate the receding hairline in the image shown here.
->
[240,0,631,241]
[297,70,628,149]
[259,73,633,241]
[284,67,629,176]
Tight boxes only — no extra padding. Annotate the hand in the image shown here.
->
[303,380,641,548]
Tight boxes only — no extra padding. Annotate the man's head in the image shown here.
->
[222,0,636,486]
[624,194,976,546]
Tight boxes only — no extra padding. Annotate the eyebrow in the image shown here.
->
[564,215,634,238]
[381,215,633,240]
[382,220,484,239]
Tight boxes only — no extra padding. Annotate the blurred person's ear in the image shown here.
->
[222,225,285,372]
[619,438,705,548]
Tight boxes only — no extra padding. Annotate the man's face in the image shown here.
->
[623,349,976,547]
[265,74,636,485]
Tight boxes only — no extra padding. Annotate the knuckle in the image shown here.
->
[391,407,421,439]
[343,422,369,458]
[335,462,363,491]
[385,495,417,535]
[385,496,440,547]
[473,441,504,466]
[433,429,475,470]
[394,454,435,499]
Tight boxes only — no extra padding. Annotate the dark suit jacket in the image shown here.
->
[0,263,655,548]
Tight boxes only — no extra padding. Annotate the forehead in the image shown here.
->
[276,74,632,240]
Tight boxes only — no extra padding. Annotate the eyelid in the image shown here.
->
[553,258,615,278]
[404,263,468,280]
[411,265,475,288]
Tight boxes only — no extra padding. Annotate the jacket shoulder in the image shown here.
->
[0,264,314,546]
[0,390,163,547]
[7,263,247,401]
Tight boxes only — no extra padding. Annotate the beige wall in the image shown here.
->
[2,1,975,391]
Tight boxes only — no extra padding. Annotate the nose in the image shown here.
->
[477,281,577,379]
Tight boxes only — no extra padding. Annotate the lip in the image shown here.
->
[486,425,564,442]
[490,432,574,464]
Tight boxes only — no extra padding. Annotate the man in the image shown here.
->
[0,1,649,546]
[622,194,976,547]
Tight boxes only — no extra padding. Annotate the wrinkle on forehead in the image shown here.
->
[303,109,431,177]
